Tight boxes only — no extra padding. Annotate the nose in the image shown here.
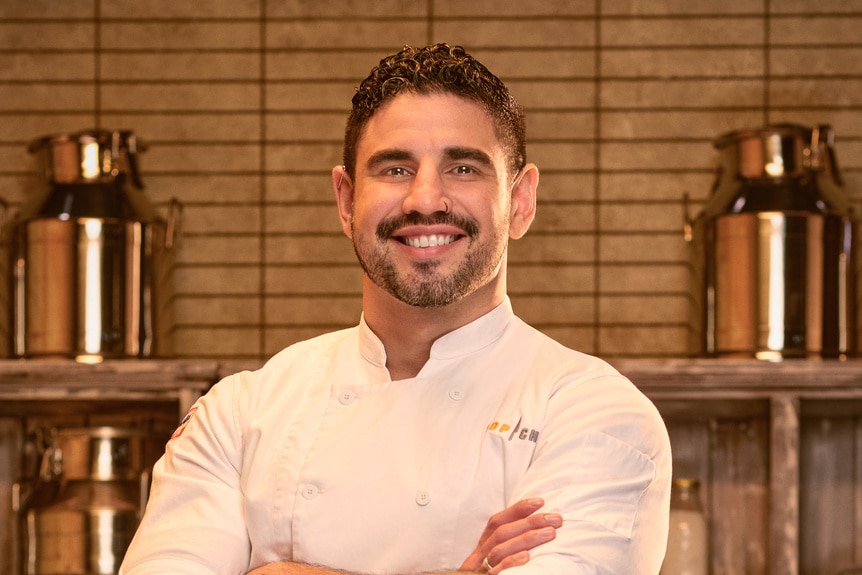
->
[401,169,450,215]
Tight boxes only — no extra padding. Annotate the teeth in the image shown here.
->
[404,234,456,248]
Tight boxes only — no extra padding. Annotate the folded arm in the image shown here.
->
[247,498,563,575]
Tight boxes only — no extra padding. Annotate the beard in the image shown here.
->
[351,212,507,308]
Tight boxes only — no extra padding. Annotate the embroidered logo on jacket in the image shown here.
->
[171,406,198,440]
[488,418,539,443]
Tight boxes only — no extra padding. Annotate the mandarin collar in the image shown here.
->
[358,298,514,368]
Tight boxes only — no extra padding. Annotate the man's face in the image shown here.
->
[339,92,515,308]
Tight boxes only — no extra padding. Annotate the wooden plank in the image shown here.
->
[2,357,860,394]
[0,360,216,412]
[614,358,862,393]
[664,419,711,482]
[770,396,800,575]
[0,359,219,388]
[800,415,855,574]
[710,414,769,575]
[653,398,769,420]
[0,417,22,575]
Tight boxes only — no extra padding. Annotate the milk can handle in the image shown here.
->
[806,125,822,171]
[165,197,183,249]
[805,125,844,184]
[683,192,693,243]
[123,131,145,189]
[818,124,845,187]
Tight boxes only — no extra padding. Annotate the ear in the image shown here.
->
[332,165,354,238]
[508,163,538,239]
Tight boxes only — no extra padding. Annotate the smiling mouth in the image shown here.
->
[378,213,478,248]
[401,234,458,248]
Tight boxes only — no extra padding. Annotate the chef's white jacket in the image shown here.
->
[121,298,671,574]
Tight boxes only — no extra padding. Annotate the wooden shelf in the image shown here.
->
[613,358,862,575]
[615,357,862,395]
[0,359,219,416]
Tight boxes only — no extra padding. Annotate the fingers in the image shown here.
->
[483,516,560,571]
[462,498,563,573]
[476,498,545,545]
[481,498,562,547]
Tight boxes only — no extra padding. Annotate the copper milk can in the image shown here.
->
[13,427,159,575]
[0,130,179,360]
[688,123,857,359]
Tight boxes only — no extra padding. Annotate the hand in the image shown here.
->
[459,498,562,574]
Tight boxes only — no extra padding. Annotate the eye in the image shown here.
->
[384,166,411,177]
[452,165,477,175]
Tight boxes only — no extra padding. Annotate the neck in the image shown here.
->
[361,275,506,381]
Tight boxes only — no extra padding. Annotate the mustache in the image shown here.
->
[376,212,479,241]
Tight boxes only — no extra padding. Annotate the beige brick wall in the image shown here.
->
[1,0,861,360]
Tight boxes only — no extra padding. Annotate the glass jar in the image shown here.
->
[661,478,708,575]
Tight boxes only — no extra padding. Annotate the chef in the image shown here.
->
[120,43,671,575]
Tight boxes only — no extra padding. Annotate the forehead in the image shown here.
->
[355,92,503,164]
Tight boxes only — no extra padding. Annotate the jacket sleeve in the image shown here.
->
[120,374,251,575]
[502,372,672,575]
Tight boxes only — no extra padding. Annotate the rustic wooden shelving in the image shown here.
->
[614,358,862,575]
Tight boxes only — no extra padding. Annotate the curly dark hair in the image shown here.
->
[342,43,527,180]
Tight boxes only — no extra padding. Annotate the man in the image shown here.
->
[120,44,671,575]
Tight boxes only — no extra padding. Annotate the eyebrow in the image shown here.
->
[365,146,496,171]
[445,146,495,168]
[366,148,414,170]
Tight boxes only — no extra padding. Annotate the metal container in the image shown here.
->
[687,123,857,359]
[14,427,159,575]
[0,130,179,360]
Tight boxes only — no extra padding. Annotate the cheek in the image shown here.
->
[489,195,513,229]
[348,200,385,240]
[353,190,402,224]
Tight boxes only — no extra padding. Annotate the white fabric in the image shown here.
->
[121,298,671,575]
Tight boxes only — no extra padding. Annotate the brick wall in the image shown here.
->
[1,0,860,360]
